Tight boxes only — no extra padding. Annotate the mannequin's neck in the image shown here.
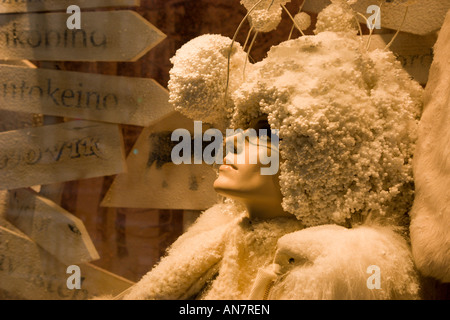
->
[243,199,292,221]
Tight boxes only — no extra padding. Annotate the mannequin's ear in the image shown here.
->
[168,34,248,129]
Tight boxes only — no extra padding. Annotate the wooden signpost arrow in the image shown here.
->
[0,120,126,190]
[303,0,450,35]
[0,0,140,13]
[0,65,174,127]
[101,111,219,210]
[5,188,100,265]
[365,33,437,85]
[0,224,134,300]
[0,60,42,133]
[0,10,166,61]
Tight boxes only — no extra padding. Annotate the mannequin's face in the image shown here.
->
[213,119,283,205]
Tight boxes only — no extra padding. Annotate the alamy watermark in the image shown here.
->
[367,5,381,30]
[66,265,81,290]
[67,5,81,30]
[170,121,280,175]
[366,265,381,289]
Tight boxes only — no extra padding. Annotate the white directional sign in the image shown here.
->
[101,111,219,210]
[0,225,134,300]
[365,33,437,85]
[5,188,100,265]
[0,120,126,190]
[0,60,42,133]
[0,1,140,13]
[303,0,450,35]
[0,10,166,61]
[0,65,174,127]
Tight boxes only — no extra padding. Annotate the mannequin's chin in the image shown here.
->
[213,180,236,198]
[213,177,245,200]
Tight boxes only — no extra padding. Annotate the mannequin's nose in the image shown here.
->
[223,131,246,165]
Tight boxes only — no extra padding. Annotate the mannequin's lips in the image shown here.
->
[219,164,237,171]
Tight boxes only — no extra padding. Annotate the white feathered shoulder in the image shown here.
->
[266,224,420,299]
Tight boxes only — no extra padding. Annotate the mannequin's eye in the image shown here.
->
[224,135,244,155]
[235,138,245,154]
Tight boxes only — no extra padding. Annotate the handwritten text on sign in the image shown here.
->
[366,33,437,85]
[0,65,173,127]
[0,120,126,190]
[0,10,166,61]
[0,1,140,13]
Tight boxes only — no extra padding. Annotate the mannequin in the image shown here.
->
[119,117,419,299]
[116,1,423,300]
[120,117,305,300]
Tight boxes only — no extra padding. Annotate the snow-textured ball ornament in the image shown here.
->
[293,12,311,31]
[314,1,359,34]
[248,8,283,33]
[241,0,291,33]
[168,34,247,128]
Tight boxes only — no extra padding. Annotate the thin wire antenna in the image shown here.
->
[356,12,369,25]
[243,31,259,80]
[355,12,368,46]
[385,5,409,50]
[225,0,265,106]
[281,4,305,37]
[288,24,295,40]
[299,0,307,12]
[243,26,254,52]
[288,0,308,40]
[354,13,363,36]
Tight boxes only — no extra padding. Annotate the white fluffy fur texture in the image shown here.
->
[198,212,304,299]
[409,11,450,283]
[167,3,423,228]
[123,202,304,300]
[231,30,422,227]
[123,202,419,300]
[168,34,247,129]
[269,224,420,299]
[122,203,237,300]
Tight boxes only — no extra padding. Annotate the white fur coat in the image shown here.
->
[122,202,420,300]
[409,11,450,283]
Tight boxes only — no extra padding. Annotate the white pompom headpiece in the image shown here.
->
[168,1,423,228]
